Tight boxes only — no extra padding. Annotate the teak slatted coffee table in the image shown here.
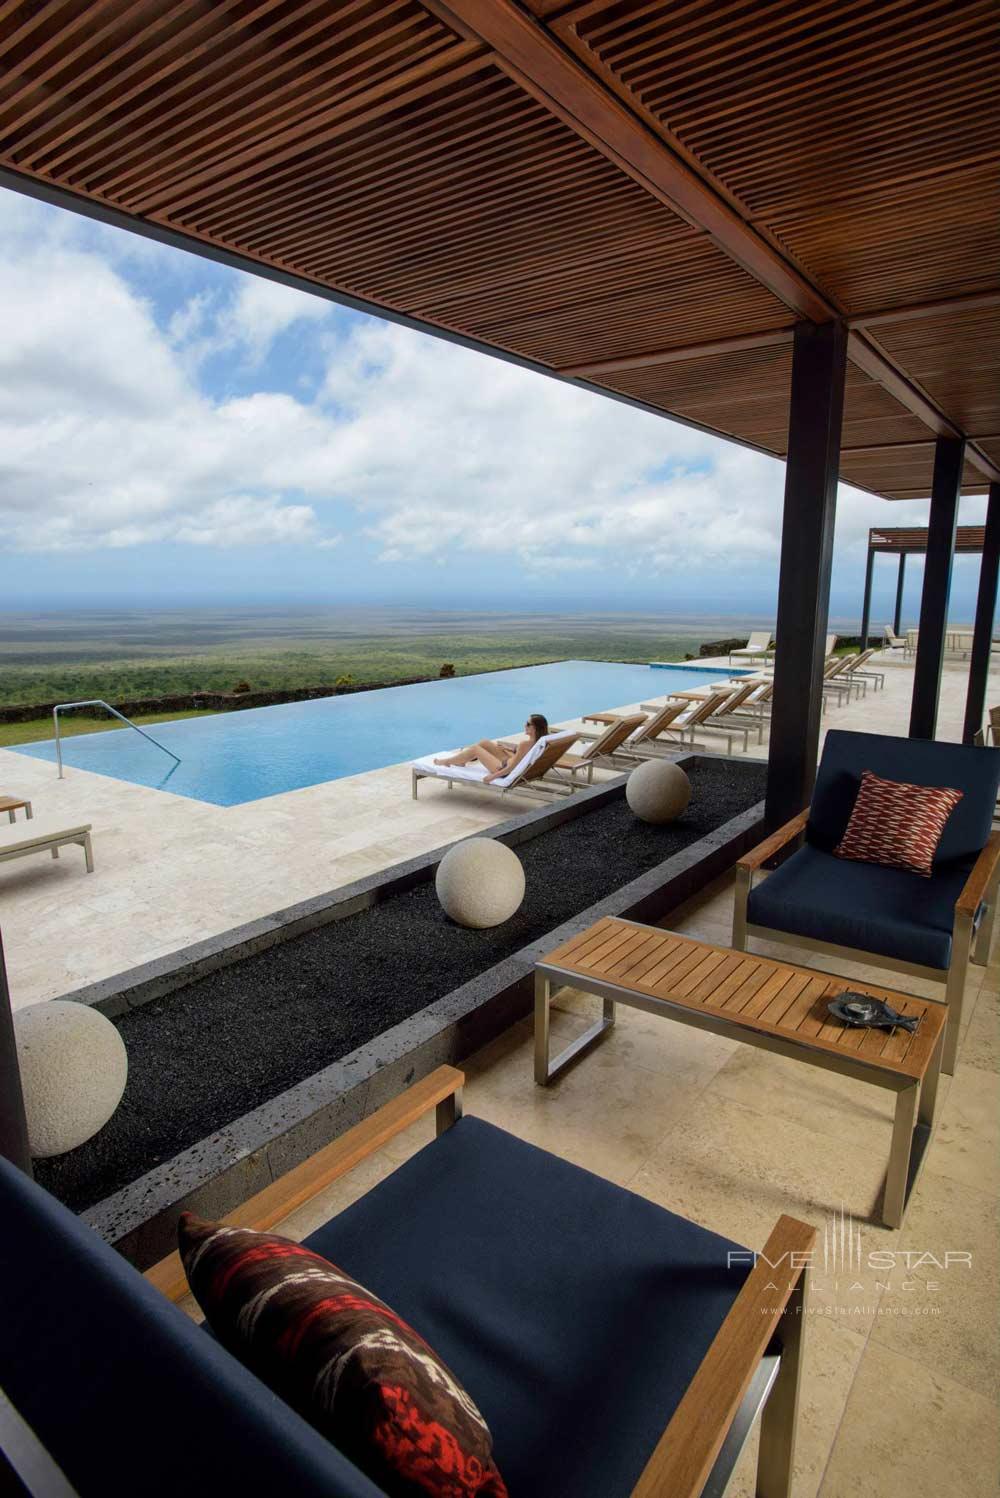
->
[535,917,946,1228]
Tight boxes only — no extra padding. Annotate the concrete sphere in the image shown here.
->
[626,759,692,825]
[14,1000,128,1158]
[435,837,526,929]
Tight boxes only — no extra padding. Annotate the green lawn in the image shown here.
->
[0,708,217,749]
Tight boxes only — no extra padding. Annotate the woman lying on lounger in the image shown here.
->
[434,713,550,782]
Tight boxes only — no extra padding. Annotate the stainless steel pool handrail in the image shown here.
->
[52,701,181,779]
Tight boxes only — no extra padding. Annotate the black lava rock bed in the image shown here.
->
[38,760,765,1211]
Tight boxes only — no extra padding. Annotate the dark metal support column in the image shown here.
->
[909,437,965,739]
[766,320,847,827]
[859,547,875,648]
[0,928,31,1174]
[893,553,907,636]
[963,481,1000,744]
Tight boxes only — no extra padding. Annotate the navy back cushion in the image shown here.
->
[807,730,1000,870]
[0,1156,382,1498]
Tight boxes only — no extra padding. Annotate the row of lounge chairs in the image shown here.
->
[411,683,772,803]
[728,631,838,665]
[412,647,886,805]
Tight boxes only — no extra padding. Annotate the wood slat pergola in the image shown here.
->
[861,525,993,648]
[869,527,989,556]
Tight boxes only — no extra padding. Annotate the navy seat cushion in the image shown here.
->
[807,730,1000,871]
[0,1156,382,1498]
[747,843,966,970]
[304,1115,751,1498]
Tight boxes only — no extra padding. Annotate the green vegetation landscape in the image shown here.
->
[0,607,742,747]
[0,710,217,749]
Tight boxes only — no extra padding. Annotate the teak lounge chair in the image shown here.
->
[0,818,94,874]
[762,633,837,670]
[0,795,32,823]
[622,694,726,754]
[646,685,757,754]
[837,648,884,692]
[411,731,580,800]
[728,629,773,664]
[691,681,763,748]
[553,712,647,781]
[819,654,859,707]
[733,729,1000,1075]
[578,701,692,759]
[633,688,751,753]
[0,1068,814,1498]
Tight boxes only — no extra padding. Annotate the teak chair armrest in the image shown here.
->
[632,1214,814,1498]
[736,809,810,872]
[145,1066,465,1303]
[955,830,1000,917]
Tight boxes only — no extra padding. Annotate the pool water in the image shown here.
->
[13,660,742,807]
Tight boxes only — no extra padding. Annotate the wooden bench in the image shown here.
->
[0,796,32,823]
[0,819,94,874]
[534,917,946,1228]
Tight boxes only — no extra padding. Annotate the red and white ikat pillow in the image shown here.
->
[178,1214,509,1498]
[834,768,963,878]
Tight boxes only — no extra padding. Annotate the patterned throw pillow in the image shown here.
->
[179,1215,508,1498]
[834,769,963,877]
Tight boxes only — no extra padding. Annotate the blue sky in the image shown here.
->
[0,185,989,624]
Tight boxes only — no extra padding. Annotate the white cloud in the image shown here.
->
[0,213,341,552]
[0,192,986,578]
[168,276,333,370]
[317,317,963,576]
[217,277,331,364]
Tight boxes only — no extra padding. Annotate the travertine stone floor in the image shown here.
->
[0,650,995,1010]
[263,870,1000,1498]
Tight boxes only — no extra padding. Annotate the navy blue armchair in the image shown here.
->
[0,1068,813,1498]
[733,730,1000,1074]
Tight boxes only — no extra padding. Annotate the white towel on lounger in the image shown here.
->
[412,731,566,788]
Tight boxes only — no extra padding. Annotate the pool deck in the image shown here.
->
[3,652,997,1498]
[0,650,996,1009]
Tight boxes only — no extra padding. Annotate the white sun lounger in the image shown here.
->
[411,732,581,801]
[728,630,773,664]
[0,818,94,874]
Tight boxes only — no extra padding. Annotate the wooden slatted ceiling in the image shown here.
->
[870,306,1000,439]
[544,0,999,487]
[839,447,987,502]
[0,0,996,501]
[0,5,792,367]
[602,351,936,461]
[557,0,999,310]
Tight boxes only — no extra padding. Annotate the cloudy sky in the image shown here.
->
[0,187,988,622]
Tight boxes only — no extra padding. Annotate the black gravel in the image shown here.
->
[37,761,765,1211]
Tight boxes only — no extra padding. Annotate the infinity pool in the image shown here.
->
[14,660,741,807]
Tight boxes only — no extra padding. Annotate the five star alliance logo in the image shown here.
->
[726,1201,972,1301]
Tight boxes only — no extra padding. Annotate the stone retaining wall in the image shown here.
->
[63,761,766,1267]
